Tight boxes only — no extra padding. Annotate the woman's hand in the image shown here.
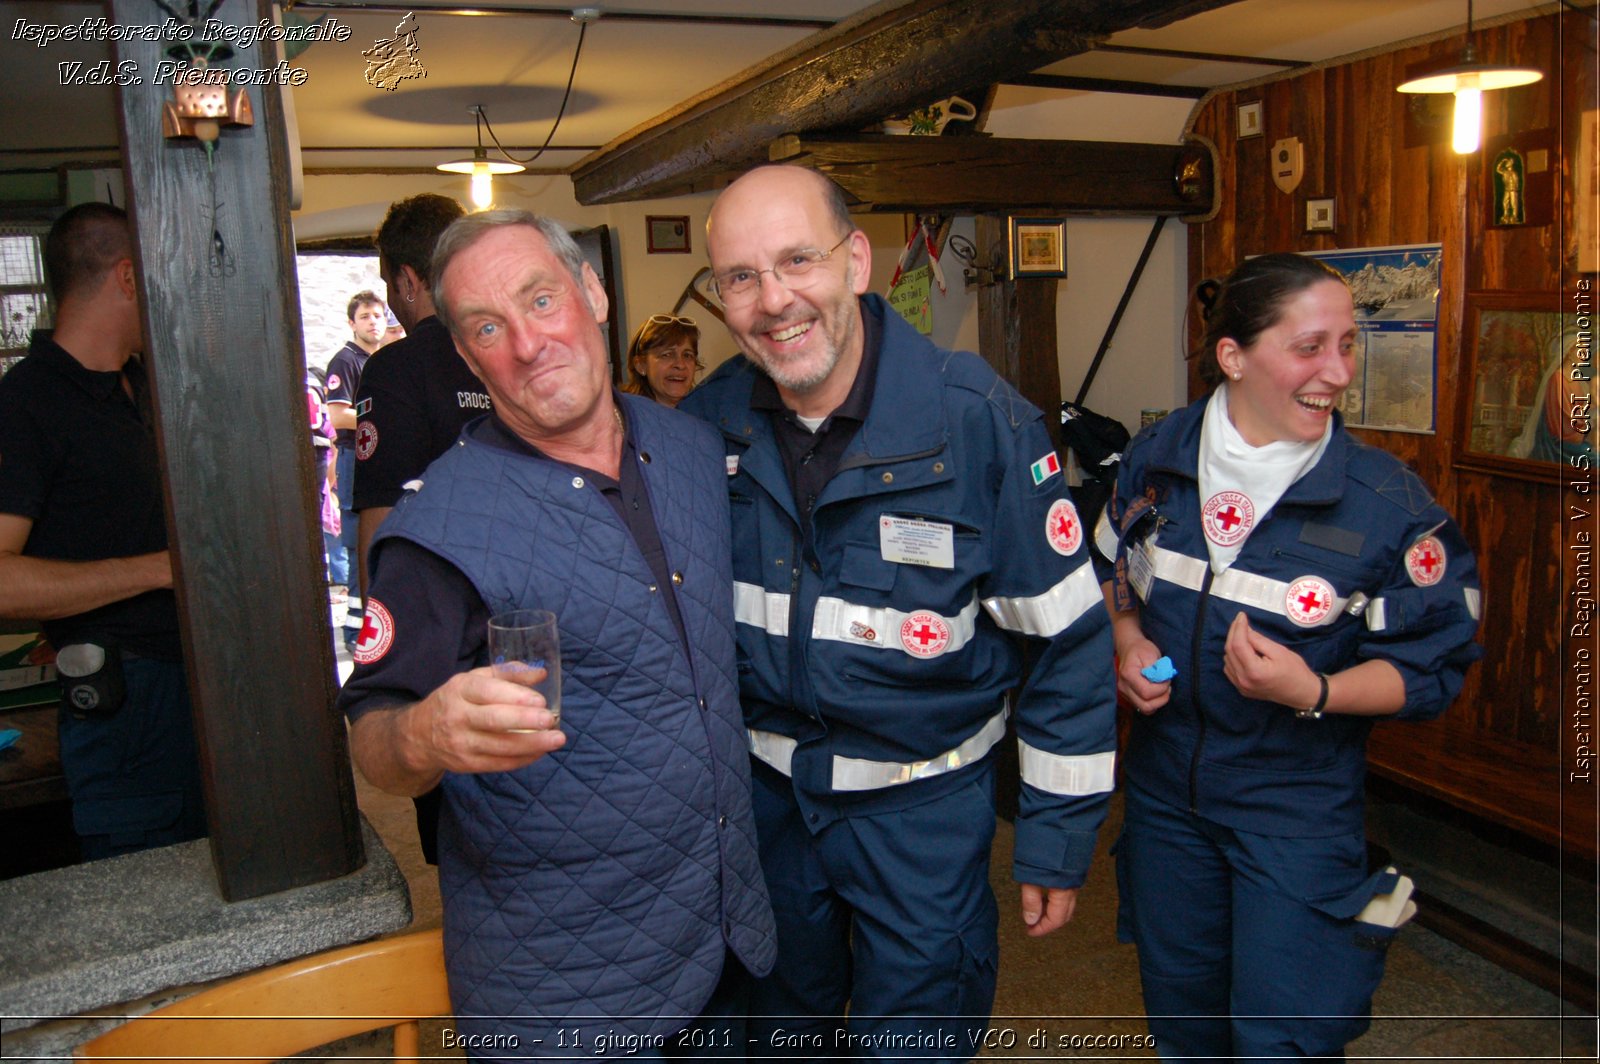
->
[1222,612,1321,709]
[1116,633,1173,715]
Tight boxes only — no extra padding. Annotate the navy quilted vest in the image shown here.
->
[375,394,774,1046]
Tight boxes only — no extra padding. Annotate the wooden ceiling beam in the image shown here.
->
[570,0,1242,205]
[768,134,1216,217]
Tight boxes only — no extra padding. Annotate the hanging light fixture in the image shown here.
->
[1395,0,1542,155]
[437,105,524,210]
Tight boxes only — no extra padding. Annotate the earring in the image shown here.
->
[1231,372,1241,381]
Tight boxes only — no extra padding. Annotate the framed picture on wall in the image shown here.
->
[646,215,691,254]
[1008,217,1066,278]
[1308,243,1440,434]
[1455,290,1583,483]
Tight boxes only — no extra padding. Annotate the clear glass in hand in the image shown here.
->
[487,609,561,729]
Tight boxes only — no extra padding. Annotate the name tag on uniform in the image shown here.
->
[879,515,954,569]
[1127,535,1156,601]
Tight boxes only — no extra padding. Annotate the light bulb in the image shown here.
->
[470,162,494,211]
[1452,83,1482,155]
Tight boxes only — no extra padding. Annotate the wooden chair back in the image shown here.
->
[75,928,449,1063]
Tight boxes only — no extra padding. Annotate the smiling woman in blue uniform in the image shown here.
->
[1095,253,1482,1061]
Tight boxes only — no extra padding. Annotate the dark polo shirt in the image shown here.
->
[750,307,881,571]
[340,402,687,722]
[0,332,181,659]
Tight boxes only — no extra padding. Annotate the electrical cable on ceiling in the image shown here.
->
[480,17,589,166]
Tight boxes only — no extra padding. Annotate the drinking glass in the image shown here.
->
[487,609,561,729]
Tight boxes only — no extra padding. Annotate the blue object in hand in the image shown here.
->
[1141,656,1177,683]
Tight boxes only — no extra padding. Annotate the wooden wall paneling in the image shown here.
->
[1239,87,1271,256]
[1184,11,1588,856]
[1288,68,1326,253]
[1559,10,1599,273]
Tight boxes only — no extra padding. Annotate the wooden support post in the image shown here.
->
[111,0,362,901]
[974,216,1064,453]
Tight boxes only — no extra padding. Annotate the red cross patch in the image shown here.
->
[1045,498,1083,556]
[351,598,395,664]
[899,611,951,658]
[1406,536,1447,587]
[1202,491,1255,547]
[355,420,379,461]
[1284,576,1335,627]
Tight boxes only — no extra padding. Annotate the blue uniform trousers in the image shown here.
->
[1115,786,1393,1062]
[747,761,998,1062]
[56,656,207,860]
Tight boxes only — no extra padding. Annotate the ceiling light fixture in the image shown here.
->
[1395,0,1542,155]
[435,9,596,210]
[437,105,525,211]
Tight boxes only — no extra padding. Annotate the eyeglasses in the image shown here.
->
[646,313,697,328]
[711,233,852,306]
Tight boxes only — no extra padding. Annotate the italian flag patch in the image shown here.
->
[1030,451,1061,485]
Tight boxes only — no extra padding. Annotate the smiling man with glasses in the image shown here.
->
[681,165,1117,1059]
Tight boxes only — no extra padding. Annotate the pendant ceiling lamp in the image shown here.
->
[437,105,525,211]
[1395,0,1542,155]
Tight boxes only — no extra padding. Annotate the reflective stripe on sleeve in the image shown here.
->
[1018,741,1116,796]
[747,707,1008,792]
[1094,507,1118,561]
[733,581,790,638]
[1143,544,1354,629]
[811,594,980,657]
[1363,587,1479,633]
[983,565,1103,638]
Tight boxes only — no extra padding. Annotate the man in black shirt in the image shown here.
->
[353,192,486,862]
[326,290,386,645]
[0,202,205,859]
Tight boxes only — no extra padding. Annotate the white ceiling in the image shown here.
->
[0,0,1554,179]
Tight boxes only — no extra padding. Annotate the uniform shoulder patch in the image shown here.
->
[351,598,395,664]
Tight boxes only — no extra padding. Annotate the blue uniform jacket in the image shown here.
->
[371,394,775,1043]
[682,296,1117,889]
[1096,397,1483,837]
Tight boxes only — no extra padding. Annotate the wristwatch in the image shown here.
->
[1297,673,1330,719]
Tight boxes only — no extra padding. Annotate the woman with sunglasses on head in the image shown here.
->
[624,314,702,408]
[1096,252,1482,1060]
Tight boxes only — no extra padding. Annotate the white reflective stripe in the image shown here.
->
[983,566,1103,638]
[831,708,1009,791]
[733,581,790,638]
[748,710,1009,791]
[1366,598,1388,631]
[747,728,795,776]
[810,594,980,656]
[1145,545,1351,628]
[1464,588,1481,620]
[1093,507,1119,561]
[1017,742,1116,797]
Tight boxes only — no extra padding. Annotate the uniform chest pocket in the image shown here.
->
[839,543,895,591]
[1269,543,1381,593]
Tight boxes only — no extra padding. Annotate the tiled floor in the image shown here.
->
[342,760,1597,1062]
[330,590,1595,1061]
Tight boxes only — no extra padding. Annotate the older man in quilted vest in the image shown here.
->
[338,210,775,1058]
